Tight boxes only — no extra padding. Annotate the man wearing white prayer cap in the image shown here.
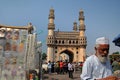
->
[80,37,118,80]
[96,37,109,44]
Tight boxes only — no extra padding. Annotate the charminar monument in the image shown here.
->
[47,8,87,63]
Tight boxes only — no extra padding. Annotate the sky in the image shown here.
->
[0,0,120,55]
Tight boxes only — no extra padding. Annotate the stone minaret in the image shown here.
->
[78,9,87,62]
[47,8,55,62]
[79,9,85,36]
[73,21,77,31]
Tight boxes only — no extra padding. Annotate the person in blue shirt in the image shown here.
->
[48,61,52,74]
[80,37,118,80]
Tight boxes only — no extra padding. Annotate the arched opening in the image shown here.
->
[60,50,74,62]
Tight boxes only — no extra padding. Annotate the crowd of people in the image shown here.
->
[47,60,83,79]
[28,56,83,80]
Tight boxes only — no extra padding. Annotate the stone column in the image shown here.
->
[78,47,85,62]
[47,47,54,62]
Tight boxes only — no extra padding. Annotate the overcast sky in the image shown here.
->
[0,0,120,55]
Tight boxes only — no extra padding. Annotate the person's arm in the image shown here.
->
[95,75,118,80]
[80,60,93,80]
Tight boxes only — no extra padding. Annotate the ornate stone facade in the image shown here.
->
[47,8,87,62]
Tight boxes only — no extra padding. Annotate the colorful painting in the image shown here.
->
[0,29,28,80]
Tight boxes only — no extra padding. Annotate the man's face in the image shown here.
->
[96,44,109,63]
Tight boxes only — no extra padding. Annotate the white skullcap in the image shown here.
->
[96,37,109,44]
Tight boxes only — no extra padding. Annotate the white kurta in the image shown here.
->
[80,55,112,80]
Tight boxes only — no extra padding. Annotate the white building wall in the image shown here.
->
[26,33,37,70]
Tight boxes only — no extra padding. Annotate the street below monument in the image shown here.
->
[43,71,81,80]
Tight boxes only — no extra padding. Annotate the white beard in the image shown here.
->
[97,54,108,63]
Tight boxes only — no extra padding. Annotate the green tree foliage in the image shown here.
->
[109,52,120,62]
[42,53,47,60]
[113,51,119,54]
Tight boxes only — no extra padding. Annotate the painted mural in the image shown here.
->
[0,28,28,80]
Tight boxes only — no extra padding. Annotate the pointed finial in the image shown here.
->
[50,6,54,10]
[79,9,84,20]
[73,21,77,31]
[49,7,55,19]
[50,6,54,12]
[80,8,83,12]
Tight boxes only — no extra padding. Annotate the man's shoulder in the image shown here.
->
[84,55,97,64]
[86,55,95,60]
